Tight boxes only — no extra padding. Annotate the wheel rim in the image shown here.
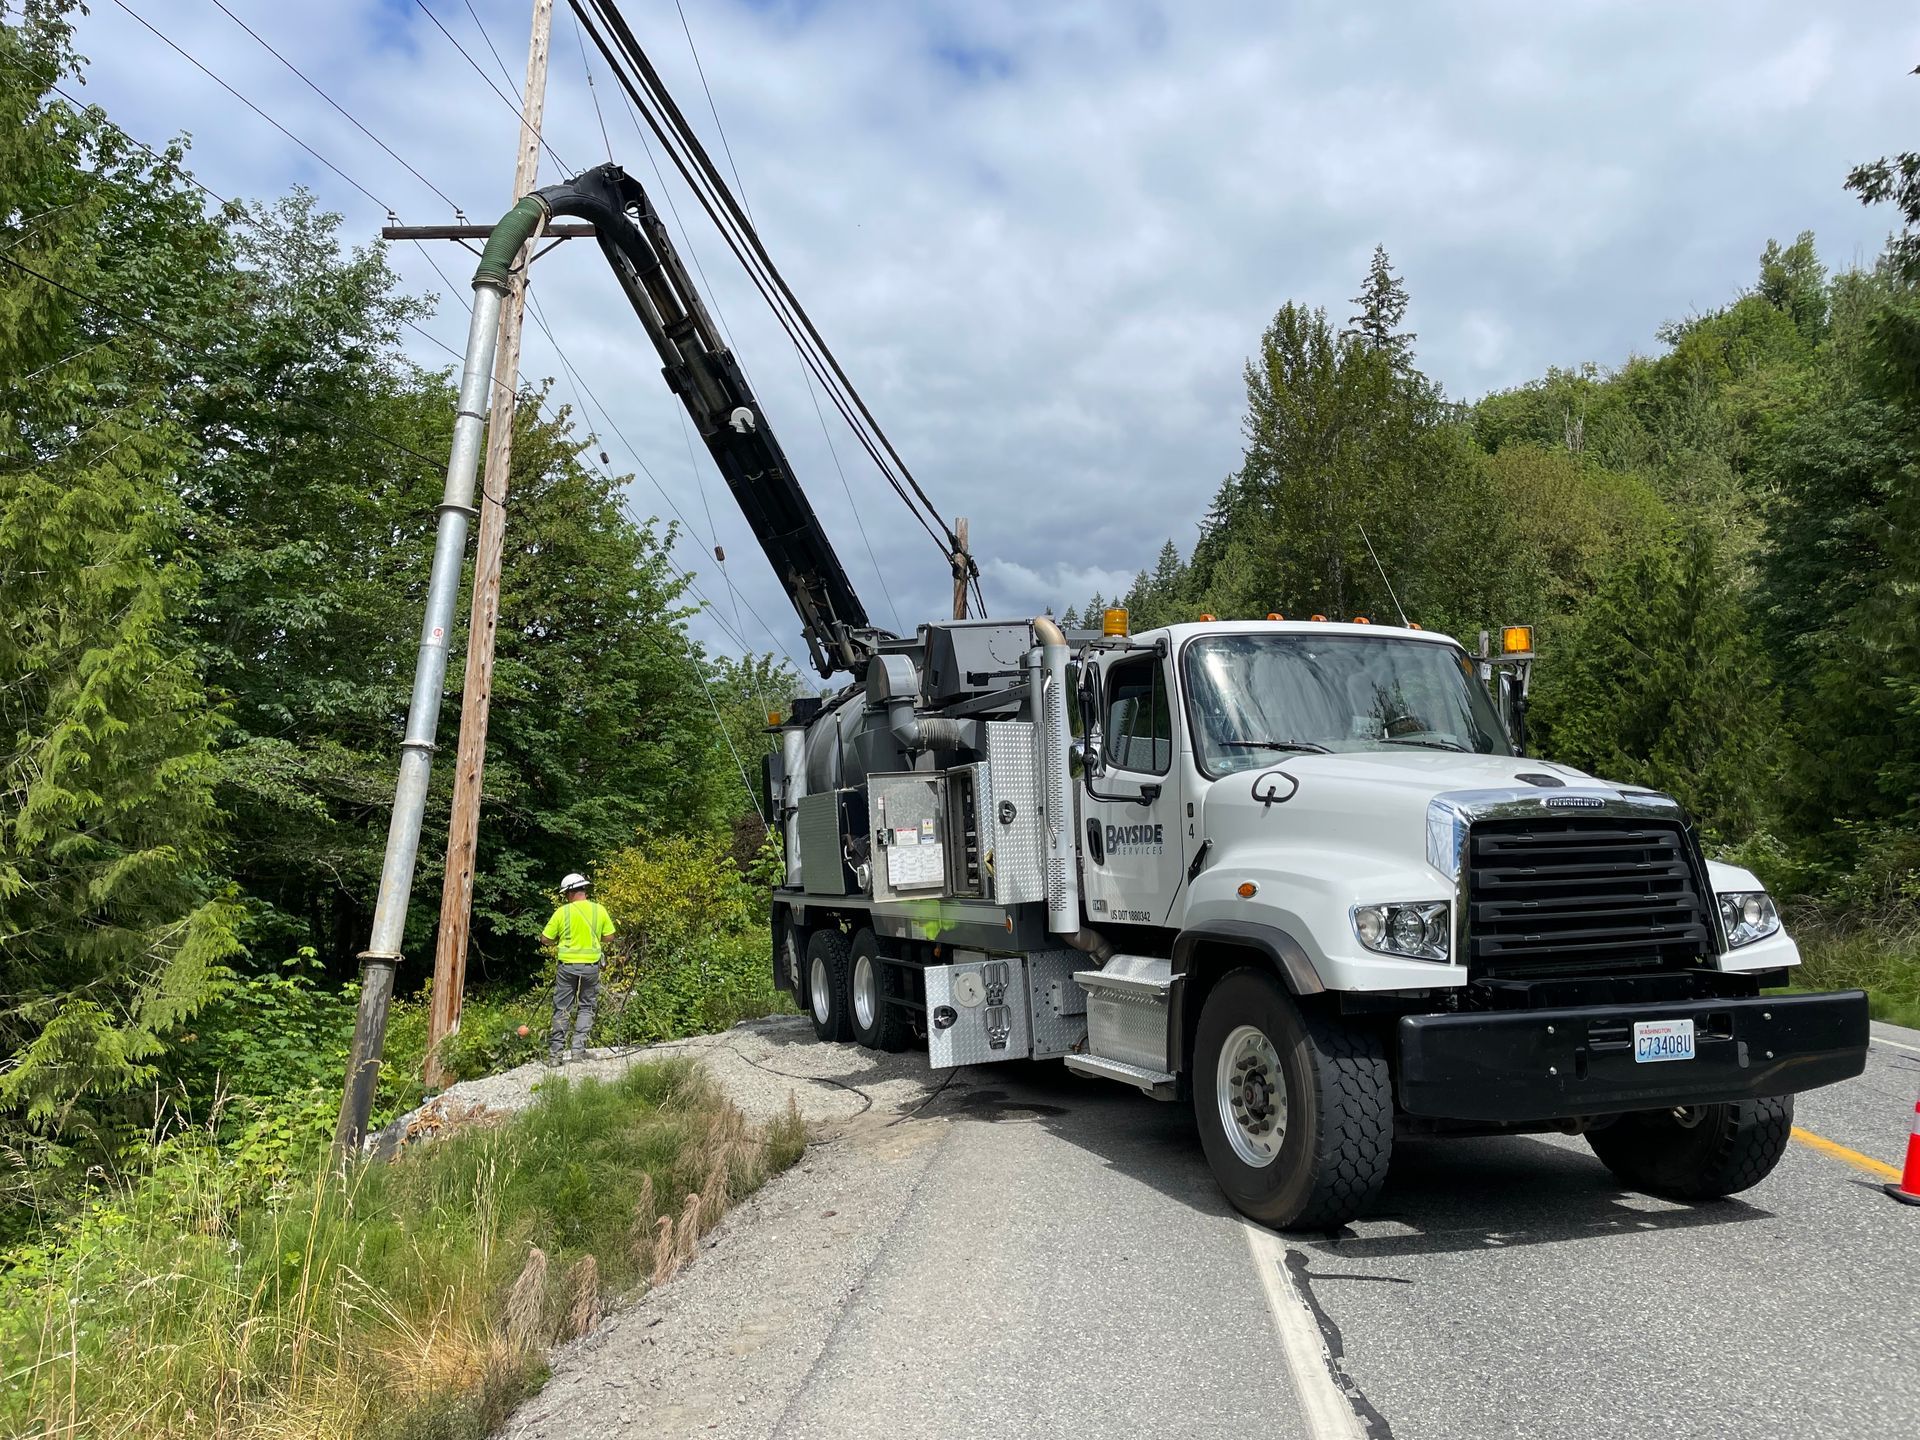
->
[1217,1024,1287,1168]
[852,953,877,1030]
[810,955,832,1026]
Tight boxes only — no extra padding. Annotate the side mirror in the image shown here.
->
[1077,664,1106,779]
[1497,670,1529,754]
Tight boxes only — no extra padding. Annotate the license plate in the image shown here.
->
[1633,1018,1696,1064]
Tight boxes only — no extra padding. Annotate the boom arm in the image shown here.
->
[533,164,874,676]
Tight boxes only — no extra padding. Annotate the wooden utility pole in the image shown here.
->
[424,0,554,1088]
[950,517,971,620]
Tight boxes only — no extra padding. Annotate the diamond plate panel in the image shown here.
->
[985,722,1043,906]
[1025,947,1088,1059]
[926,953,1030,1067]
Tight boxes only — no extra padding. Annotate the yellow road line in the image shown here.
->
[1790,1126,1901,1181]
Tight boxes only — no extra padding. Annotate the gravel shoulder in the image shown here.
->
[471,1016,953,1440]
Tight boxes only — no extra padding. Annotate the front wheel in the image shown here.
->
[1585,1096,1794,1200]
[1191,968,1392,1230]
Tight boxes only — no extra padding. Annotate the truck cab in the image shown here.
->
[1065,616,1861,1225]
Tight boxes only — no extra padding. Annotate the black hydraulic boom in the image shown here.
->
[536,164,874,676]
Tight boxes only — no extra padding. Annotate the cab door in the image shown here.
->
[1080,650,1185,928]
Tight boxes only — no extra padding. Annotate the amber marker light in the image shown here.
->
[1237,882,1258,898]
[1103,607,1129,636]
[1408,622,1422,630]
[1310,613,1327,622]
[1198,613,1217,622]
[1502,624,1535,656]
[1353,615,1371,624]
[1266,612,1285,621]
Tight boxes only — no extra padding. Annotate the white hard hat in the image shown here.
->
[560,872,588,891]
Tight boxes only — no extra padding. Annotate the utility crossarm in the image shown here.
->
[528,163,876,676]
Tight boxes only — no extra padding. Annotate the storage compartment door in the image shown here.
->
[926,953,1030,1067]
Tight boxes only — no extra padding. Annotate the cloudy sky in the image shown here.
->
[67,0,1919,681]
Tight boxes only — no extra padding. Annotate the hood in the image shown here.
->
[1198,749,1666,876]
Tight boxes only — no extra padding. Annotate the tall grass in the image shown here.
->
[0,1062,805,1440]
[1792,908,1920,1029]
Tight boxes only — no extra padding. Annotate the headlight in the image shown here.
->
[1717,891,1780,948]
[1352,902,1450,961]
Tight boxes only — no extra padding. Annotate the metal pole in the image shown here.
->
[425,0,554,1089]
[333,264,511,1155]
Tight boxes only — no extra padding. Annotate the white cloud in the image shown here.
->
[66,0,1916,680]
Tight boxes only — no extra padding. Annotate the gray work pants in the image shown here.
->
[549,962,601,1060]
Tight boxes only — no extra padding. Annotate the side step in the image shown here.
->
[1071,954,1177,1101]
[1064,1053,1178,1100]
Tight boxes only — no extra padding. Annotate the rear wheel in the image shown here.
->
[1192,968,1392,1230]
[848,930,911,1051]
[805,929,852,1043]
[1585,1096,1794,1200]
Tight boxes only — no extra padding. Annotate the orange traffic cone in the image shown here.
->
[1890,1082,1920,1207]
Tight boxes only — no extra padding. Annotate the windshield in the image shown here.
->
[1182,633,1513,776]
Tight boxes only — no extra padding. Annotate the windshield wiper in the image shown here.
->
[1221,739,1331,754]
[1378,736,1470,752]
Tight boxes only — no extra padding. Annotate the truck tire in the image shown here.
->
[848,929,911,1052]
[1585,1096,1794,1201]
[804,929,853,1043]
[1192,967,1392,1231]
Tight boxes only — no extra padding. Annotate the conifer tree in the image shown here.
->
[1345,244,1416,369]
[0,5,239,1168]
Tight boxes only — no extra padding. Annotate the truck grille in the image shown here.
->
[1465,818,1713,975]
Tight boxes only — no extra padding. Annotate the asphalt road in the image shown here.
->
[508,1016,1920,1440]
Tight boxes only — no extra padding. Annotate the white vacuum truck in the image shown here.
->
[396,162,1867,1225]
[766,613,1867,1228]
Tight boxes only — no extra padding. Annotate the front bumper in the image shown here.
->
[1397,990,1869,1122]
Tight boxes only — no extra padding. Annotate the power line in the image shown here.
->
[671,0,754,226]
[668,0,904,633]
[108,0,397,218]
[459,0,524,93]
[590,0,976,607]
[410,0,573,176]
[571,0,959,563]
[205,0,466,218]
[568,3,617,163]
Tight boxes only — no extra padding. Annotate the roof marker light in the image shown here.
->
[1353,616,1371,624]
[1103,607,1129,636]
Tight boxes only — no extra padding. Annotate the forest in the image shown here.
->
[4,0,1918,1318]
[1071,230,1920,1032]
[0,3,792,1244]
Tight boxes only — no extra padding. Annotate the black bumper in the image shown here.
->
[1397,990,1869,1123]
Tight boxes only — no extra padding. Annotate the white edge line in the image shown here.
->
[1872,1033,1920,1057]
[1242,1221,1366,1440]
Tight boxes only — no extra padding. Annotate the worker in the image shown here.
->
[541,871,618,1065]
